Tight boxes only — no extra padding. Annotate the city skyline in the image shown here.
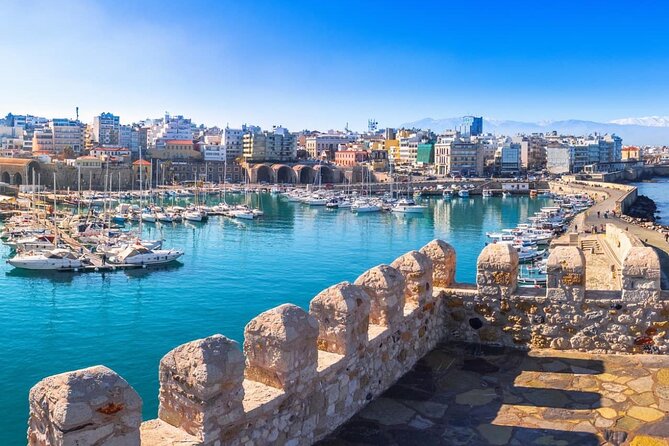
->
[2,0,669,130]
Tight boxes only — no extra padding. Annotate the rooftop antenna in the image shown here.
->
[75,106,79,121]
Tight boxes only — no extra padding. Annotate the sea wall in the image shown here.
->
[27,236,668,446]
[550,178,638,214]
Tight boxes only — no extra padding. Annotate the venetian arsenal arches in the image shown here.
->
[0,158,40,186]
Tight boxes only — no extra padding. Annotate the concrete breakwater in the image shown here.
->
[27,226,668,445]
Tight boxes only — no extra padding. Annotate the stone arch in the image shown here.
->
[294,165,315,185]
[0,158,40,186]
[314,165,334,184]
[272,164,297,184]
[255,164,273,183]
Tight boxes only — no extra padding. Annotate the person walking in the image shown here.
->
[665,233,668,243]
[597,211,601,218]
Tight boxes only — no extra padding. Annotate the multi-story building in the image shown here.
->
[305,134,353,160]
[201,144,227,162]
[93,112,120,145]
[460,116,483,137]
[223,126,254,161]
[622,146,640,160]
[334,150,368,167]
[243,127,297,163]
[498,141,521,175]
[32,119,85,156]
[546,146,574,174]
[90,147,131,163]
[415,142,434,166]
[434,132,483,176]
[151,114,194,150]
[149,139,199,160]
[398,135,421,165]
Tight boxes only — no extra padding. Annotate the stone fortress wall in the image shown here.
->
[27,230,668,446]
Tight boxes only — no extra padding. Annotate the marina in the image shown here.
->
[0,192,558,444]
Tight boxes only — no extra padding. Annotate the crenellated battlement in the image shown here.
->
[27,233,668,446]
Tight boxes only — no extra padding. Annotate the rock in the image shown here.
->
[627,406,665,422]
[477,424,513,445]
[244,303,319,389]
[309,282,371,355]
[596,407,618,419]
[455,389,498,406]
[355,265,405,327]
[28,365,141,446]
[628,375,655,394]
[419,239,456,288]
[358,398,415,425]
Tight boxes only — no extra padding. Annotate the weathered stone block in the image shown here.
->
[546,246,586,301]
[419,239,456,288]
[310,282,371,355]
[476,244,518,298]
[390,250,434,307]
[622,247,661,302]
[244,303,318,390]
[354,265,405,327]
[158,334,244,441]
[28,365,141,446]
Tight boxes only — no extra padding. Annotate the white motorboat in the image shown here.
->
[305,194,327,206]
[156,212,174,223]
[108,245,184,265]
[482,189,494,197]
[7,249,84,270]
[141,212,156,223]
[457,189,469,198]
[183,210,205,222]
[229,208,255,220]
[11,235,56,252]
[351,199,381,213]
[391,198,428,214]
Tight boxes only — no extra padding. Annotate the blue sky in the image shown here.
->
[2,0,669,131]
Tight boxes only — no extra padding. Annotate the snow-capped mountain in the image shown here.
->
[609,116,669,127]
[399,117,669,145]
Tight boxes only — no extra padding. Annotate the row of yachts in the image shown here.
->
[1,211,185,271]
[282,190,429,214]
[485,194,594,287]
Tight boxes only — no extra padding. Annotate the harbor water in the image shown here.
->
[634,177,669,217]
[0,193,552,444]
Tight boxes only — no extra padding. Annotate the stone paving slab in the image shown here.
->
[318,343,669,446]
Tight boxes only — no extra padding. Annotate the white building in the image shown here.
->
[223,126,250,160]
[93,112,120,145]
[546,146,574,174]
[151,114,194,150]
[201,144,227,162]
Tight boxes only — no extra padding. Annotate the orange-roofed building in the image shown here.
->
[621,146,640,161]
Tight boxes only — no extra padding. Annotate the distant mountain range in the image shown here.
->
[398,116,669,146]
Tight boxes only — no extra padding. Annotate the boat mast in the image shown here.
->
[53,172,59,247]
[77,165,81,215]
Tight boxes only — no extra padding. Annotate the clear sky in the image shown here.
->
[2,0,669,131]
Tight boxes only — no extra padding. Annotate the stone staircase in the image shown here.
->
[579,238,602,255]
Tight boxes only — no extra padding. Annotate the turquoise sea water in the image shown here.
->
[0,193,552,444]
[634,177,669,217]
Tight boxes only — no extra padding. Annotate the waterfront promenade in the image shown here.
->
[563,181,669,289]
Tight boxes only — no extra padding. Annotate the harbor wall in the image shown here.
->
[549,179,638,214]
[27,233,669,446]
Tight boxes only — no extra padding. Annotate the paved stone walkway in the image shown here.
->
[566,182,669,289]
[318,343,669,446]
